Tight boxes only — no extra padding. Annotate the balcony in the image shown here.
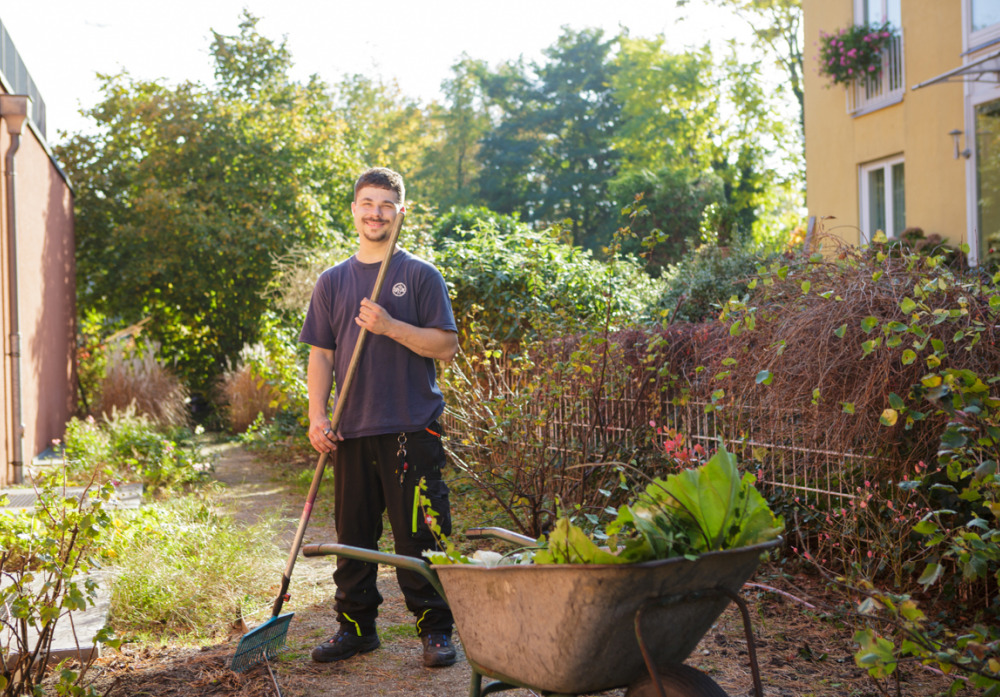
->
[846,32,905,116]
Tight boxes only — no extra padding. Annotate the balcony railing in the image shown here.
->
[846,32,905,116]
[0,17,47,140]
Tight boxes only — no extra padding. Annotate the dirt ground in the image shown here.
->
[85,442,957,697]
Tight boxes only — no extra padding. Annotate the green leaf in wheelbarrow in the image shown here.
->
[633,447,784,554]
[534,518,626,564]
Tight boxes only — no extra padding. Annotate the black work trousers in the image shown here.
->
[331,421,453,637]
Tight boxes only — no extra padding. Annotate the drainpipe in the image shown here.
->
[1,95,30,484]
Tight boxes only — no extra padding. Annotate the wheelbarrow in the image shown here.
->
[303,528,781,697]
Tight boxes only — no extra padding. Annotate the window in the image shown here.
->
[847,0,904,114]
[855,0,901,28]
[972,0,1000,33]
[859,157,906,242]
[968,0,1000,49]
[976,100,1000,262]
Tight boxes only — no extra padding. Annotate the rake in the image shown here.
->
[231,210,405,673]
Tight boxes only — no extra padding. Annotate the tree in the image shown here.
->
[57,11,360,394]
[533,28,623,249]
[475,57,547,219]
[609,35,789,264]
[611,37,716,179]
[417,56,491,211]
[332,73,432,196]
[679,0,804,131]
[475,28,622,248]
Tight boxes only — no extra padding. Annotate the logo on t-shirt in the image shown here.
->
[392,282,407,297]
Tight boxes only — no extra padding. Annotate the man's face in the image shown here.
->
[351,185,401,243]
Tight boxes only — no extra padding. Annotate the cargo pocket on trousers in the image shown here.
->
[411,478,452,543]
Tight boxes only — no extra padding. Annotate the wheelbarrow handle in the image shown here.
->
[302,542,445,599]
[464,527,537,547]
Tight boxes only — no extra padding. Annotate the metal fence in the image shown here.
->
[442,354,872,510]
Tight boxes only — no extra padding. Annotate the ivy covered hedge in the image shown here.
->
[441,232,1000,694]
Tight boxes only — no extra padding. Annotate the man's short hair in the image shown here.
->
[354,167,405,204]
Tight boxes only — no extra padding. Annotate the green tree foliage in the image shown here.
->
[333,72,431,195]
[608,170,726,270]
[610,36,793,267]
[418,56,491,210]
[476,28,622,247]
[56,12,360,394]
[611,40,715,177]
[679,0,804,131]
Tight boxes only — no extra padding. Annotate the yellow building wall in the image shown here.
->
[804,0,967,248]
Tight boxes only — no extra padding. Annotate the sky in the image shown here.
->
[0,1,751,146]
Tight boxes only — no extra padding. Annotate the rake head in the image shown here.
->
[231,612,294,673]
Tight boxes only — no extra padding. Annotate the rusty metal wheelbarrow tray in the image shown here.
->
[303,532,779,696]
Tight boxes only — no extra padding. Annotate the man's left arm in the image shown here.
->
[355,297,458,361]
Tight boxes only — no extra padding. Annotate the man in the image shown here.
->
[299,167,460,668]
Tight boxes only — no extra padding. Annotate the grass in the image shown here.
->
[378,624,417,643]
[105,495,285,639]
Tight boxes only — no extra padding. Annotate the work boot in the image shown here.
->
[311,626,380,663]
[421,632,457,667]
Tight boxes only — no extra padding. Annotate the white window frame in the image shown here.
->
[964,0,1000,52]
[967,88,1000,266]
[853,0,901,28]
[859,156,905,243]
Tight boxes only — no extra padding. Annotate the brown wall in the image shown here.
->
[0,103,76,487]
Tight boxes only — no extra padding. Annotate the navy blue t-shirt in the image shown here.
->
[298,249,457,439]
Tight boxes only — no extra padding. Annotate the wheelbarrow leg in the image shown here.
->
[719,588,764,697]
[468,666,548,696]
[633,587,764,697]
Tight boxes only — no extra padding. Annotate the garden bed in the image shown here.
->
[74,443,955,697]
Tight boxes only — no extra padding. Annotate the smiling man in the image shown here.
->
[299,167,460,668]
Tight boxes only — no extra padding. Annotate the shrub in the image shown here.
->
[442,327,675,537]
[58,407,210,492]
[430,205,524,243]
[702,235,1000,693]
[215,321,306,435]
[655,237,783,323]
[217,358,279,434]
[436,221,663,346]
[0,483,120,696]
[97,341,190,429]
[608,168,727,272]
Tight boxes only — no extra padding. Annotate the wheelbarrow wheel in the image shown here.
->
[625,663,729,697]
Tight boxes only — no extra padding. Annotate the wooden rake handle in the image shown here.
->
[271,210,406,619]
